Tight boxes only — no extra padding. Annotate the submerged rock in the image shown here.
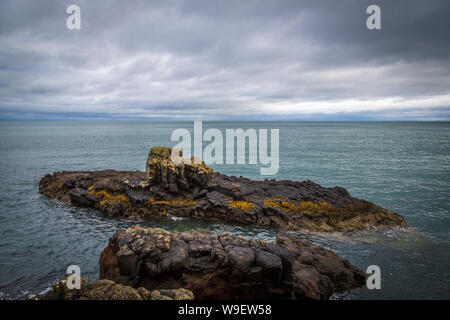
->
[99,226,366,300]
[29,277,194,300]
[39,146,407,232]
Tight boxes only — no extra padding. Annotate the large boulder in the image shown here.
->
[99,226,365,300]
[145,146,213,193]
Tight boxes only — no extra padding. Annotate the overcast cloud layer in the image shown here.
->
[1,0,449,120]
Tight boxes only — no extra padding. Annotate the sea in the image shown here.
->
[0,121,449,299]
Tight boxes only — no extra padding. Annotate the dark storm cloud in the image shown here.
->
[0,0,449,120]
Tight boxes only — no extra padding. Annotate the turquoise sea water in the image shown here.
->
[0,121,449,299]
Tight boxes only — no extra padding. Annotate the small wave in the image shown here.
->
[167,214,184,221]
[38,286,52,296]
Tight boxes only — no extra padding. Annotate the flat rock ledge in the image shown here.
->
[28,278,194,300]
[39,146,407,232]
[99,227,366,300]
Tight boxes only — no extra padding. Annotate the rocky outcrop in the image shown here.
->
[275,232,365,298]
[39,146,407,232]
[29,277,194,300]
[99,226,365,300]
[146,146,213,193]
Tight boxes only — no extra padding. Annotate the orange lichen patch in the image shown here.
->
[263,198,333,217]
[174,199,198,206]
[148,198,197,206]
[320,201,333,210]
[148,198,171,205]
[88,185,95,196]
[226,200,256,212]
[95,190,131,207]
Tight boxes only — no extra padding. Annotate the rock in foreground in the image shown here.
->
[29,277,194,300]
[99,227,366,300]
[39,146,407,232]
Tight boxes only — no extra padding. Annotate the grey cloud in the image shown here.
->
[0,0,449,120]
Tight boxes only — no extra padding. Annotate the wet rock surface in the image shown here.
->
[99,226,366,300]
[39,146,407,232]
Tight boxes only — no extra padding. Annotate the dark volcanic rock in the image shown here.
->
[39,146,407,232]
[276,232,366,299]
[69,188,94,206]
[99,226,365,300]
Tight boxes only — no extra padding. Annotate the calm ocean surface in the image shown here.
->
[0,121,449,299]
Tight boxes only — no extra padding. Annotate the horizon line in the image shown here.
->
[1,119,450,123]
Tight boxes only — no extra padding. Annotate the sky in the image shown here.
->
[0,0,449,121]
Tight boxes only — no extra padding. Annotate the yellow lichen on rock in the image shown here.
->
[226,200,256,212]
[264,198,333,217]
[95,190,131,207]
[148,198,198,206]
